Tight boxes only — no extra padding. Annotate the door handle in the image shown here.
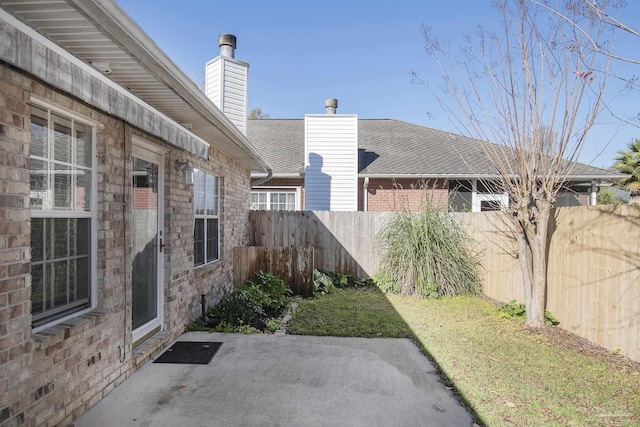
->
[159,238,165,253]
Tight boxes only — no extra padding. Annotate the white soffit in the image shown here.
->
[0,0,270,172]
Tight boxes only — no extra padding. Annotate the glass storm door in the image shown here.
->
[131,144,164,343]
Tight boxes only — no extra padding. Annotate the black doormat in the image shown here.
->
[153,341,222,365]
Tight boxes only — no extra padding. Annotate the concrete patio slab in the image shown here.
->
[75,332,474,427]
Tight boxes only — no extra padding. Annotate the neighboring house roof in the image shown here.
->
[611,187,631,203]
[248,119,306,175]
[0,0,270,173]
[248,118,620,181]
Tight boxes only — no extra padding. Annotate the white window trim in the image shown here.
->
[194,169,221,267]
[471,180,509,212]
[31,101,98,333]
[251,187,301,211]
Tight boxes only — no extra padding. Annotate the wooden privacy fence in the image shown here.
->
[249,210,392,278]
[249,206,640,362]
[462,204,640,362]
[233,246,315,296]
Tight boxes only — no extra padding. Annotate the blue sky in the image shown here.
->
[117,0,640,168]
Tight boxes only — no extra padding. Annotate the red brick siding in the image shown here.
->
[363,178,449,212]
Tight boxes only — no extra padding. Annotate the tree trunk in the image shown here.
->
[512,205,550,328]
[524,205,551,328]
[514,219,533,309]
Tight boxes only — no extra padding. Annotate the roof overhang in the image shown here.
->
[0,0,271,173]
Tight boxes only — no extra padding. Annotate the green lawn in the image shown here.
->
[287,287,413,338]
[288,287,640,427]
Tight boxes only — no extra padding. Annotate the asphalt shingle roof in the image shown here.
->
[247,118,620,179]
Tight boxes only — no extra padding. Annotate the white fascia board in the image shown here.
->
[358,173,624,180]
[358,174,502,179]
[251,173,303,178]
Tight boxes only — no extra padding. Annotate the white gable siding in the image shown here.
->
[304,115,358,211]
[204,57,248,135]
[205,57,221,106]
[221,60,248,134]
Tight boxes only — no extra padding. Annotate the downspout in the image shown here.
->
[252,168,273,187]
[363,177,369,211]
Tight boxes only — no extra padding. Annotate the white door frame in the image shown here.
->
[131,139,165,343]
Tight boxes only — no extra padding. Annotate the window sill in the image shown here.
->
[194,259,221,273]
[33,309,106,351]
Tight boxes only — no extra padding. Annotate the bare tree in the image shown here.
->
[248,108,270,119]
[419,0,613,327]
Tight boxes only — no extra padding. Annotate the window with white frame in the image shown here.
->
[194,169,220,266]
[30,104,94,327]
[250,190,297,210]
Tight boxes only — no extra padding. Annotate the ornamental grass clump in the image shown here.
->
[376,202,481,297]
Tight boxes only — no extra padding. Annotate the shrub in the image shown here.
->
[375,201,481,297]
[193,271,292,333]
[243,270,292,313]
[596,187,622,205]
[313,269,335,295]
[206,288,265,327]
[313,269,374,296]
[497,300,560,326]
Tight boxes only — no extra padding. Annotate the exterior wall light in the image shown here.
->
[175,160,194,185]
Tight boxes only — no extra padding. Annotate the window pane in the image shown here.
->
[31,218,44,262]
[53,165,71,209]
[269,192,296,210]
[52,113,72,163]
[206,218,219,262]
[480,200,502,212]
[286,193,295,208]
[194,170,205,215]
[53,218,69,259]
[75,123,92,168]
[194,219,205,266]
[30,159,48,210]
[206,174,217,215]
[75,256,90,301]
[75,168,91,211]
[213,177,220,214]
[31,263,44,315]
[53,260,68,308]
[75,218,90,256]
[250,192,267,210]
[30,107,48,158]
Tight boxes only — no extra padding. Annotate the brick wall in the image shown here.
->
[363,178,449,212]
[0,62,32,427]
[0,63,252,427]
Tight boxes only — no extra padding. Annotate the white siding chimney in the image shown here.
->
[304,100,358,211]
[205,33,249,135]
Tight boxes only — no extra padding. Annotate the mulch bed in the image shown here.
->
[532,325,640,374]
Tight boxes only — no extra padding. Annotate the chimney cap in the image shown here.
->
[218,33,237,49]
[324,98,338,114]
[325,98,338,109]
